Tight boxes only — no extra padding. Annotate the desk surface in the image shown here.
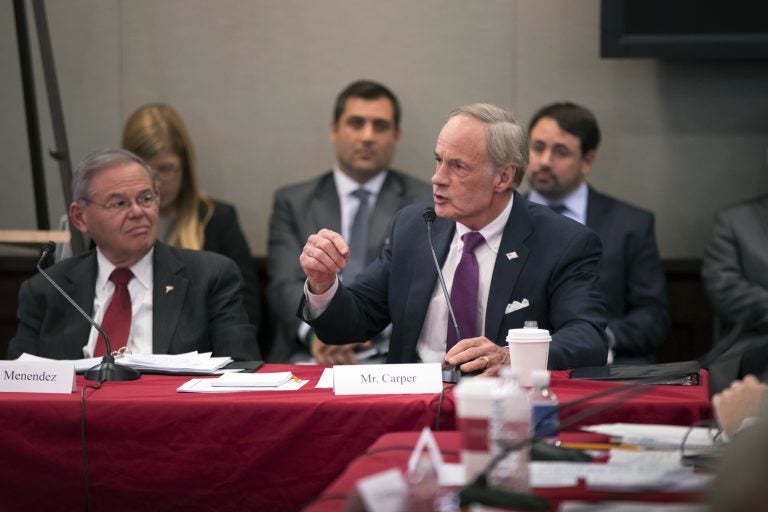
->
[0,365,712,512]
[305,431,706,512]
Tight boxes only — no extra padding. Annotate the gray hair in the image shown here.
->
[448,103,528,186]
[71,148,155,201]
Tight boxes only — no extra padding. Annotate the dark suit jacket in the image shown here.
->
[7,242,260,361]
[701,195,768,390]
[202,199,261,328]
[306,193,608,369]
[266,169,431,362]
[585,187,669,362]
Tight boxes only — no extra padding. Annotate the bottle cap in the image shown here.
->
[531,369,550,387]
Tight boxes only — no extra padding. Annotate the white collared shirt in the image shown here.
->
[83,248,154,357]
[332,165,388,240]
[528,182,588,225]
[416,195,514,363]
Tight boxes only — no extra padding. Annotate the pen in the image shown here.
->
[555,441,645,451]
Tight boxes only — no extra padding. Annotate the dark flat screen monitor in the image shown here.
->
[601,0,768,59]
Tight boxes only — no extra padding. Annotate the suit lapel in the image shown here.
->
[309,172,342,234]
[755,195,768,240]
[402,216,454,358]
[368,173,404,262]
[585,186,610,234]
[485,193,532,341]
[65,253,98,348]
[152,243,188,354]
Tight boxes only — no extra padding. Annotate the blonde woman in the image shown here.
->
[122,103,260,329]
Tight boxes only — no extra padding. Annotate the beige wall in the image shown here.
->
[2,0,767,258]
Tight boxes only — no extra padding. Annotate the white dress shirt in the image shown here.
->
[528,182,588,225]
[83,248,154,357]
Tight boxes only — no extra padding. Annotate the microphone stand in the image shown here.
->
[423,207,462,383]
[37,242,140,382]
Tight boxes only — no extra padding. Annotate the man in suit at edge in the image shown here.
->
[7,148,259,361]
[267,80,430,364]
[525,102,669,364]
[702,192,768,390]
[297,103,607,375]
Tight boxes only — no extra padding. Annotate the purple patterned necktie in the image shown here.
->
[447,231,485,350]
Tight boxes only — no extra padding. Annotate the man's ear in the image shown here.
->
[581,149,597,177]
[495,165,516,191]
[69,202,88,233]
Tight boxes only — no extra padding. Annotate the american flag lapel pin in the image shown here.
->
[506,251,518,261]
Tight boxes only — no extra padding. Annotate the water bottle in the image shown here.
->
[529,369,560,443]
[488,367,531,492]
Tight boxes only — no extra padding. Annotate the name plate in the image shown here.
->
[0,361,75,394]
[333,363,442,395]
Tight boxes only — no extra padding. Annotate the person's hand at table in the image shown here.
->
[300,229,349,294]
[311,335,372,365]
[445,336,510,376]
[712,374,768,438]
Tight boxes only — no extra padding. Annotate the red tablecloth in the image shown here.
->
[0,365,451,512]
[0,366,711,512]
[304,431,707,512]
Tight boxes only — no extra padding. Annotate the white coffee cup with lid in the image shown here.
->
[506,321,551,387]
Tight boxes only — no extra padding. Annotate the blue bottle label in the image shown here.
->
[532,403,559,438]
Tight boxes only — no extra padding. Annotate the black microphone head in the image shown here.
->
[423,206,436,224]
[41,241,57,256]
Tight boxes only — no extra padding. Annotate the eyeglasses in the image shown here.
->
[82,191,159,212]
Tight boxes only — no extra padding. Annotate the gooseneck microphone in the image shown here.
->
[36,242,140,382]
[423,207,462,383]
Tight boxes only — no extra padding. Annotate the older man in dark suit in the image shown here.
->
[298,103,607,375]
[7,148,259,361]
[526,102,669,364]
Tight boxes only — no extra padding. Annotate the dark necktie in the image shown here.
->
[95,268,133,357]
[343,188,371,282]
[447,231,485,350]
[548,203,567,215]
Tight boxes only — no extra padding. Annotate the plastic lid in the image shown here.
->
[531,369,550,387]
[506,325,551,341]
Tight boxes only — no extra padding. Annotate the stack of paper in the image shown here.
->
[18,351,233,375]
[177,372,308,393]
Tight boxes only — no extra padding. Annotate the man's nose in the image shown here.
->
[432,162,449,184]
[361,122,375,140]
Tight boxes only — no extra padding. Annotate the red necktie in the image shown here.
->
[447,232,485,350]
[95,268,134,357]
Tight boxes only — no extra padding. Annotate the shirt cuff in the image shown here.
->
[303,277,339,320]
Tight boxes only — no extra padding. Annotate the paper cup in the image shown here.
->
[506,326,551,387]
[453,377,496,482]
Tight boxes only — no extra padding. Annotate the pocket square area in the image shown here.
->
[505,299,529,314]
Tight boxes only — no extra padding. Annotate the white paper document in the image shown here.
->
[18,351,234,375]
[559,502,706,512]
[177,375,308,393]
[581,423,716,450]
[316,368,334,388]
[211,372,292,387]
[530,461,711,492]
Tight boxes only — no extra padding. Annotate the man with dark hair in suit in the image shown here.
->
[267,79,430,363]
[526,101,669,364]
[298,103,607,375]
[7,148,259,361]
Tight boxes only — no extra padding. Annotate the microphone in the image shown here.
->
[423,207,461,383]
[36,242,140,382]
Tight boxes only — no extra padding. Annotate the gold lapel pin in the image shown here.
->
[506,251,518,261]
[165,285,174,294]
